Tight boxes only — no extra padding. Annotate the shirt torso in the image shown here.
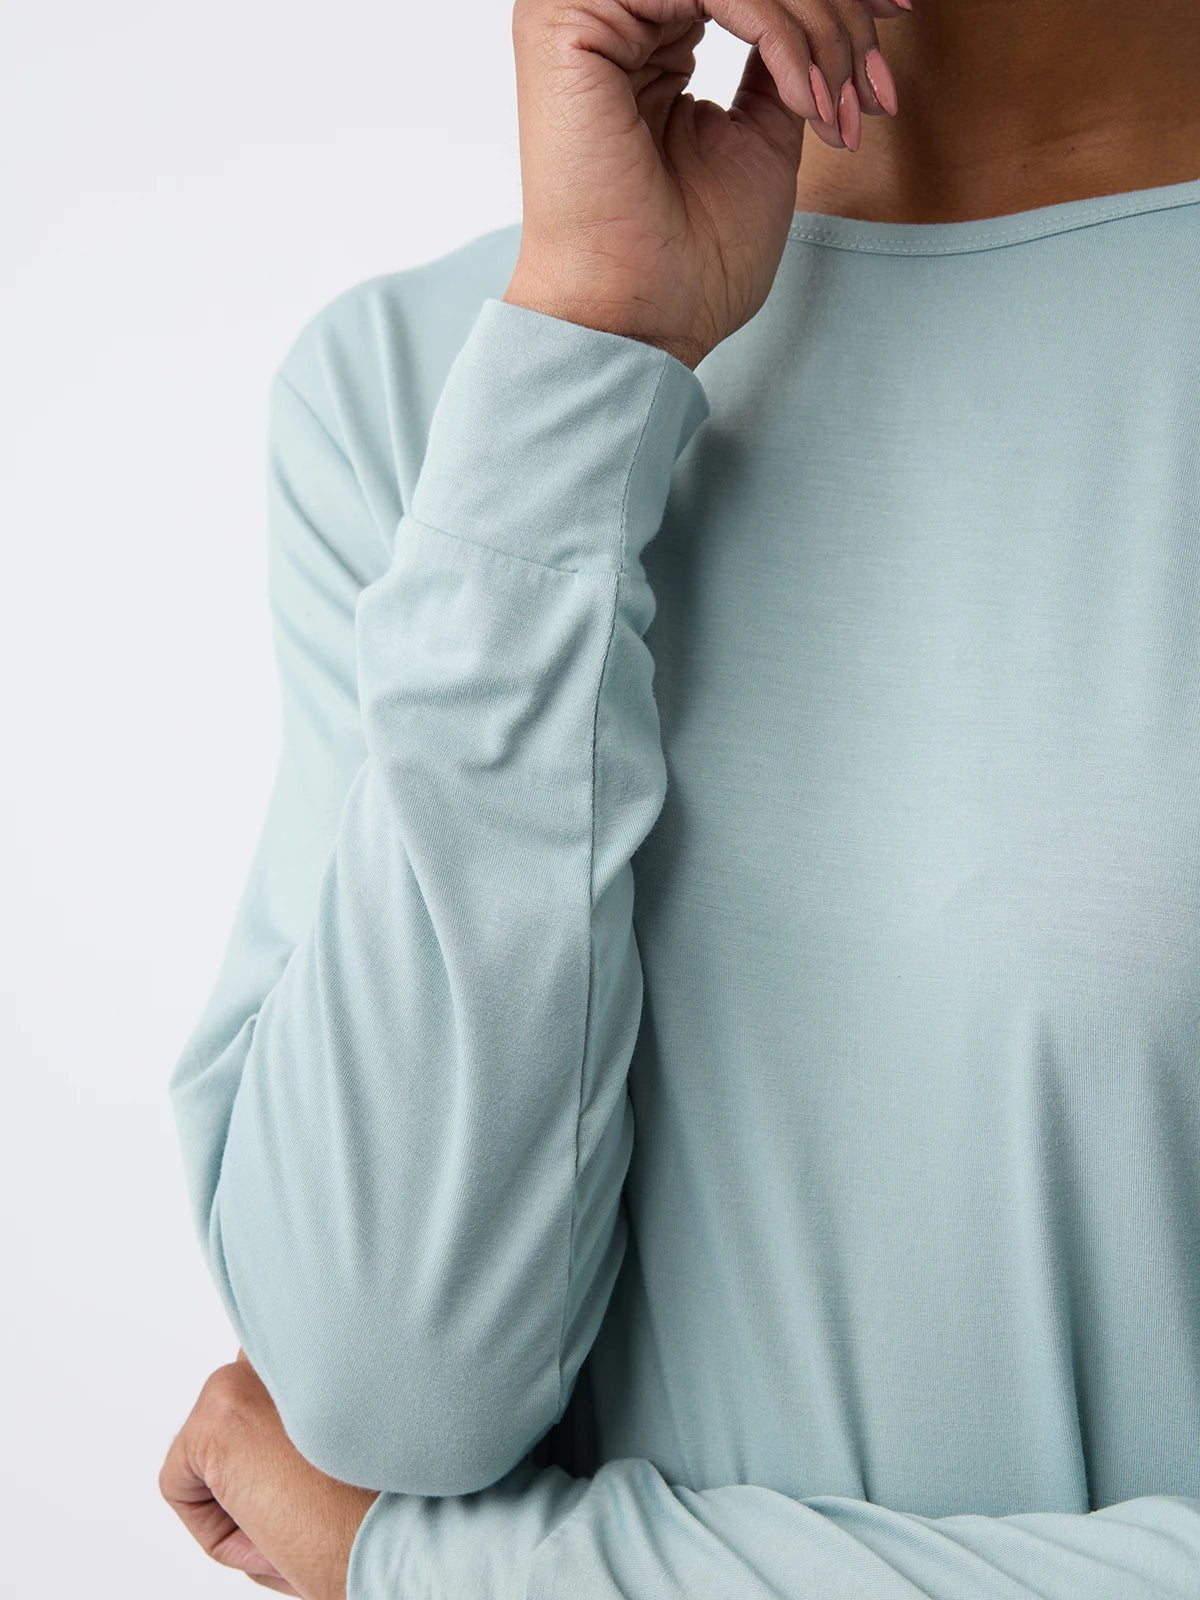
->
[573,193,1200,1516]
[321,176,1200,1518]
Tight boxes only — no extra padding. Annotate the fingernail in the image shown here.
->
[837,80,861,151]
[808,63,835,126]
[864,47,898,116]
[892,0,913,10]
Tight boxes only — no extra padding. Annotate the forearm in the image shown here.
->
[169,296,710,1498]
[347,1456,1200,1600]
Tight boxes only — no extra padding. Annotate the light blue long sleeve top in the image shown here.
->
[168,172,1200,1598]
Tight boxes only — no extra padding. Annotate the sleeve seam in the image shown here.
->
[268,368,392,602]
[545,351,671,1422]
[273,369,358,476]
[271,367,388,546]
[553,562,622,1424]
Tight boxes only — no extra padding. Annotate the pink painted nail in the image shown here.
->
[892,0,913,10]
[837,80,861,151]
[864,47,899,116]
[808,63,834,126]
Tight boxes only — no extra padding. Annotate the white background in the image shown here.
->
[1,5,744,1594]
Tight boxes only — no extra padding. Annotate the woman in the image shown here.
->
[159,3,1200,1596]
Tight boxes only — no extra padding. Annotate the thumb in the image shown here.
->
[728,43,808,168]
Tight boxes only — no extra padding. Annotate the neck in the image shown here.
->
[794,3,1200,224]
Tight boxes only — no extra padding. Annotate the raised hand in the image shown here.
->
[503,0,908,368]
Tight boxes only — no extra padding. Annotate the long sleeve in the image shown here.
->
[167,293,711,1497]
[346,1456,1200,1600]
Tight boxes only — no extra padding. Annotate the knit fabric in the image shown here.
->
[169,173,1200,1597]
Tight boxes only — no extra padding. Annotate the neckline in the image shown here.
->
[786,172,1200,256]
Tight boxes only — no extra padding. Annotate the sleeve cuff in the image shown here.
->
[346,1458,589,1600]
[408,296,711,574]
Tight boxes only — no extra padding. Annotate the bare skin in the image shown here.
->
[503,0,1200,371]
[793,2,1200,223]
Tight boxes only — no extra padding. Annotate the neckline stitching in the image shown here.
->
[785,180,1200,256]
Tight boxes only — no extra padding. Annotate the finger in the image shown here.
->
[806,106,850,151]
[704,0,859,150]
[636,68,695,146]
[772,2,864,151]
[822,0,897,117]
[779,0,858,122]
[159,1422,215,1513]
[714,0,898,155]
[629,18,707,142]
[728,41,807,168]
[626,17,706,95]
[246,1575,301,1595]
[159,1419,285,1582]
[708,0,825,122]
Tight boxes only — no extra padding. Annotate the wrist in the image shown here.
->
[501,271,708,371]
